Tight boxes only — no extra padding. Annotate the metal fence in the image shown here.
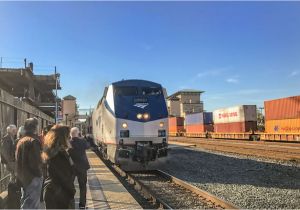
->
[0,164,10,193]
[0,87,54,193]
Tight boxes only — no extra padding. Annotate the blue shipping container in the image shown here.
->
[185,112,213,125]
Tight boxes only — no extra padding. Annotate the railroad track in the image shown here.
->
[170,138,300,161]
[95,150,238,209]
[111,165,238,209]
[128,170,238,209]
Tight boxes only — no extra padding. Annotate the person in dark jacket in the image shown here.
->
[15,118,43,209]
[1,124,17,174]
[69,127,90,209]
[42,125,75,209]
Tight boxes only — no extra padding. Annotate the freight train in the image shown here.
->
[92,79,169,170]
[169,96,300,142]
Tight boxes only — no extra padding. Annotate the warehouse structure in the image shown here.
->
[167,89,204,117]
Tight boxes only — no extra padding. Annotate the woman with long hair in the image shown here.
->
[42,125,76,209]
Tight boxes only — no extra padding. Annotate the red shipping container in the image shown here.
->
[186,124,214,134]
[169,125,184,133]
[265,95,300,120]
[214,121,257,133]
[168,117,184,126]
[168,117,184,133]
[213,105,257,123]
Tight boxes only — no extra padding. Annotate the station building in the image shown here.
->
[0,62,61,117]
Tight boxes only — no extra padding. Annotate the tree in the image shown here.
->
[257,109,265,132]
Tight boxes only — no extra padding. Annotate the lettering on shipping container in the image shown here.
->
[274,125,300,132]
[218,112,238,119]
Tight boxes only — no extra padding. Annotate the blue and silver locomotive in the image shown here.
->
[92,79,168,170]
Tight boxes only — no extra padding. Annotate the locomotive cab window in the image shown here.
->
[114,86,138,96]
[142,87,162,95]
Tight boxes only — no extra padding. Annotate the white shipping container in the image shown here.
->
[213,105,257,124]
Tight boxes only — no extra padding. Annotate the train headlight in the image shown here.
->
[122,122,128,128]
[143,113,150,120]
[159,122,164,127]
[137,113,143,119]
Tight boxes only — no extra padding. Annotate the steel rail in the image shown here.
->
[111,165,172,209]
[154,170,238,209]
[113,166,238,209]
[171,139,300,155]
[96,150,238,209]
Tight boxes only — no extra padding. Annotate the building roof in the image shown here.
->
[167,89,204,99]
[63,95,76,100]
[0,65,61,117]
[0,67,61,96]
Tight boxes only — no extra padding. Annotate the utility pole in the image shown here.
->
[24,58,27,68]
[55,66,58,124]
[259,107,264,115]
[0,57,2,68]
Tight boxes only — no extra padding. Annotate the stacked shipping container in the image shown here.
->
[185,112,214,134]
[264,95,300,133]
[168,117,185,136]
[213,105,257,133]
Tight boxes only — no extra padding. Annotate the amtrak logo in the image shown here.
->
[134,103,149,109]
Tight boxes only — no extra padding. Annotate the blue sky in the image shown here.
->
[0,2,300,111]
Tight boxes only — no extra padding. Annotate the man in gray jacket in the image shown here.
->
[1,124,17,175]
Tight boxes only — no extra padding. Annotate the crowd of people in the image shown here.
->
[0,118,92,209]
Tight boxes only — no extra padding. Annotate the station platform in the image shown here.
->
[74,151,141,209]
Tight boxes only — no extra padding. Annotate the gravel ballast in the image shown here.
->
[157,147,300,209]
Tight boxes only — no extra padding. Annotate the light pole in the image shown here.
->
[55,67,60,124]
[65,114,69,126]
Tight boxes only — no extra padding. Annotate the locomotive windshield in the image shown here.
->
[114,86,162,96]
[141,87,162,96]
[114,86,138,96]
